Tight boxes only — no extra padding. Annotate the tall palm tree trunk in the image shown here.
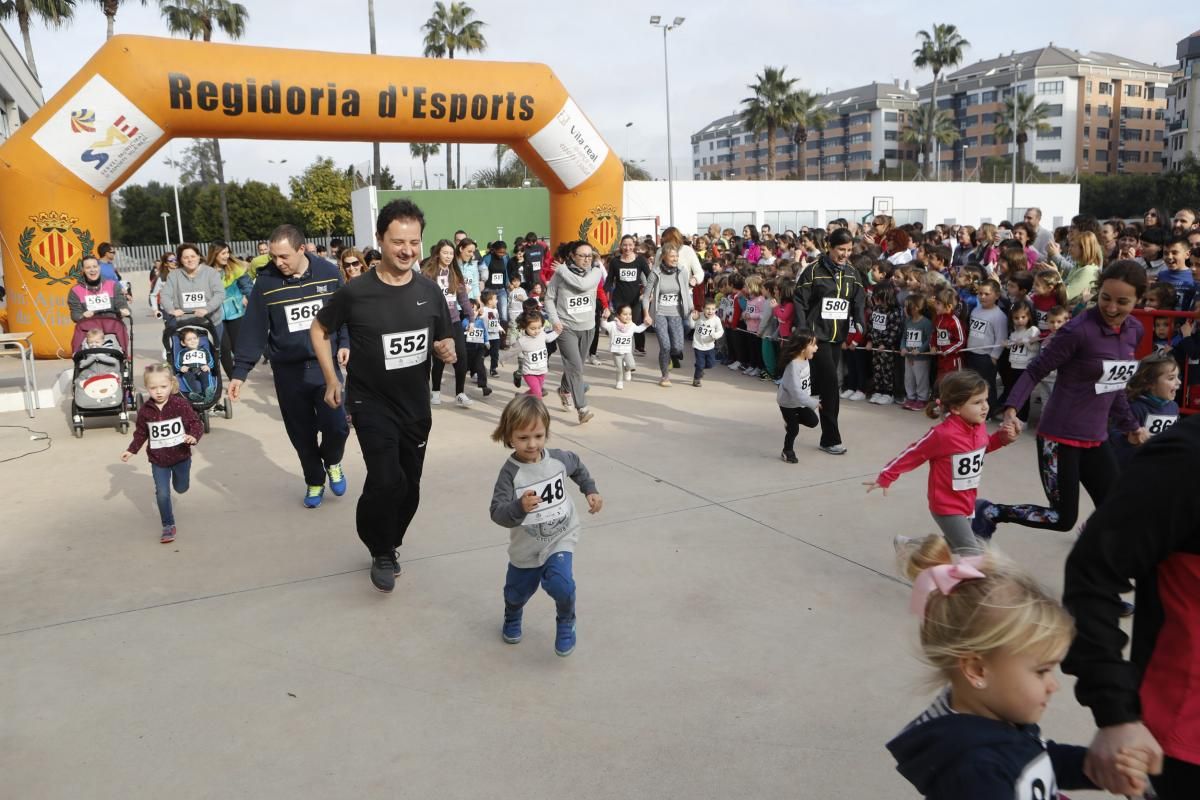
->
[796,128,808,181]
[422,155,429,189]
[16,3,38,80]
[103,0,116,39]
[212,138,231,241]
[766,123,777,180]
[924,72,940,178]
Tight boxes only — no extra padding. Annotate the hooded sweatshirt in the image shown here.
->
[642,266,693,319]
[545,264,603,331]
[886,687,1092,800]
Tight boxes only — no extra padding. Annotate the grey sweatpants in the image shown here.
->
[611,352,635,373]
[933,513,983,556]
[904,357,932,402]
[556,327,593,409]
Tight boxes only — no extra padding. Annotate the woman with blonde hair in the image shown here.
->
[1062,231,1103,308]
[207,241,254,380]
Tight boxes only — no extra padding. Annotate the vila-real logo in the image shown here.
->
[20,210,94,286]
[32,75,164,193]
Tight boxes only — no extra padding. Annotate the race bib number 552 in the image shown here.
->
[381,328,429,370]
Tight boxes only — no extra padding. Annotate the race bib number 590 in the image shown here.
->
[381,328,429,370]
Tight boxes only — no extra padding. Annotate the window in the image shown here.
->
[960,114,979,127]
[1035,149,1061,162]
[708,141,714,151]
[884,130,898,141]
[961,136,978,147]
[1082,149,1089,160]
[1155,129,1165,142]
[807,140,821,151]
[697,211,755,231]
[1099,82,1113,95]
[1146,85,1158,101]
[892,209,928,226]
[1125,84,1142,97]
[980,134,997,146]
[965,157,978,167]
[822,154,844,165]
[1086,80,1093,93]
[848,133,871,145]
[717,154,734,163]
[1043,104,1064,117]
[764,210,819,230]
[937,98,954,110]
[717,138,731,148]
[1097,127,1110,140]
[775,144,796,155]
[1085,103,1092,115]
[966,94,979,105]
[693,160,700,168]
[884,111,898,122]
[1041,126,1063,140]
[807,157,820,168]
[1098,104,1111,117]
[1122,129,1143,141]
[1083,125,1090,138]
[883,149,898,159]
[729,168,741,176]
[1095,149,1108,162]
[1037,80,1064,94]
[848,151,871,163]
[981,90,998,103]
[1121,107,1146,120]
[825,209,871,225]
[1126,150,1143,162]
[849,113,870,126]
[1155,108,1165,120]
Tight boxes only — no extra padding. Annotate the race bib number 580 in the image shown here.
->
[381,328,429,370]
[821,297,849,320]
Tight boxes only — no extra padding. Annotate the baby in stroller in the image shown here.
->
[72,316,129,412]
[174,328,218,403]
[79,328,122,368]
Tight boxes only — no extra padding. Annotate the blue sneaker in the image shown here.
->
[326,463,347,496]
[554,617,576,657]
[972,499,997,540]
[303,485,324,509]
[502,604,523,644]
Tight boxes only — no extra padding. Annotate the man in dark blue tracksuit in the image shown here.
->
[229,224,350,508]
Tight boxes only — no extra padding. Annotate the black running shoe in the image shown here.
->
[392,550,402,577]
[512,371,522,388]
[371,556,396,592]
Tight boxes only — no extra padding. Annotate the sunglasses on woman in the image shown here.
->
[344,259,361,267]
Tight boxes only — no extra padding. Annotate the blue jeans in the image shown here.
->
[655,315,685,377]
[694,348,717,379]
[495,288,509,325]
[152,458,191,527]
[503,551,575,621]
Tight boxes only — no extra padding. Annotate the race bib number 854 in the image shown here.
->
[953,447,985,491]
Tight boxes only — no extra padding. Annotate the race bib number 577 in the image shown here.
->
[381,328,429,370]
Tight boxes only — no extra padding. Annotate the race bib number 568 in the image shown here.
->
[285,299,322,333]
[381,328,429,370]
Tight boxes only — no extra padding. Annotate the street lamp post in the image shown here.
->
[434,171,445,190]
[623,121,633,178]
[165,141,184,243]
[160,211,171,250]
[650,15,684,226]
[1009,60,1022,220]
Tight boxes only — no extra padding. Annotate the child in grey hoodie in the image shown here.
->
[776,330,820,463]
[490,395,603,657]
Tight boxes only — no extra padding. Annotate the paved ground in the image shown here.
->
[1,273,1115,799]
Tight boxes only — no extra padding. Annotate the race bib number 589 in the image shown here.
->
[381,328,429,370]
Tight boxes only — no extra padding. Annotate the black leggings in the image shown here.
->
[219,316,243,380]
[430,326,467,394]
[991,436,1119,532]
[1154,756,1200,800]
[810,340,843,447]
[779,405,819,451]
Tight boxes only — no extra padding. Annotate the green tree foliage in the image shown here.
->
[289,157,353,237]
[191,180,298,241]
[95,0,147,39]
[900,104,959,175]
[994,93,1052,187]
[409,142,441,188]
[1080,155,1200,218]
[378,165,397,190]
[739,66,797,180]
[111,181,179,243]
[913,23,970,176]
[788,90,829,181]
[0,0,74,79]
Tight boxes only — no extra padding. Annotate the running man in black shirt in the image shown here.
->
[312,200,455,593]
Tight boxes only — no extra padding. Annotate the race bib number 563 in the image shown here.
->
[381,328,429,370]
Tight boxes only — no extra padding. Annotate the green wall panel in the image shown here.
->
[377,188,550,253]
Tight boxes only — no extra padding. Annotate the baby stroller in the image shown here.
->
[70,312,135,437]
[163,316,232,433]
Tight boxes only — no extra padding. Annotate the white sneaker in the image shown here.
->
[430,391,442,405]
[839,389,854,399]
[624,370,633,381]
[727,361,742,371]
[748,368,762,377]
[893,534,916,557]
[615,380,624,390]
[455,392,473,407]
[848,391,867,401]
[586,355,599,365]
[868,393,889,405]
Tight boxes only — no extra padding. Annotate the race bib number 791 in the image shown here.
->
[381,328,429,370]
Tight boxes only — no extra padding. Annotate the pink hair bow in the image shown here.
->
[910,556,986,616]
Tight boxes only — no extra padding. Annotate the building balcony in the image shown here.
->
[1168,119,1187,133]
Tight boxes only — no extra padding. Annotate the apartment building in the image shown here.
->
[920,45,1172,178]
[1166,30,1200,172]
[690,81,919,180]
[0,25,42,145]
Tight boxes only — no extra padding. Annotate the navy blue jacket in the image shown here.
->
[232,253,347,380]
[887,690,1092,800]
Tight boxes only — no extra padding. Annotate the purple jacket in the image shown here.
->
[1005,307,1141,442]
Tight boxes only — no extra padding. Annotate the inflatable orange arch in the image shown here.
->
[0,35,624,357]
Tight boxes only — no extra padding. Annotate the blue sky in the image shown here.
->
[3,0,1182,190]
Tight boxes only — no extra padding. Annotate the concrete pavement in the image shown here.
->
[0,273,1114,798]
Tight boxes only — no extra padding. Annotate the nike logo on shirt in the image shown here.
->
[416,301,427,306]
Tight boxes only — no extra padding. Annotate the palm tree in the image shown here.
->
[739,66,801,180]
[0,0,74,80]
[422,1,487,189]
[788,89,830,181]
[622,160,652,181]
[95,0,146,39]
[913,23,970,177]
[900,104,960,177]
[994,92,1053,183]
[493,143,509,176]
[410,143,441,189]
[159,0,248,242]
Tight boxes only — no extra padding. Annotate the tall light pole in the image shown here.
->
[434,171,445,190]
[1009,60,1022,221]
[367,0,381,187]
[165,142,183,243]
[650,15,684,226]
[623,121,634,178]
[160,211,171,250]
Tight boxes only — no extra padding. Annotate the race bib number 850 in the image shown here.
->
[381,328,429,370]
[149,417,186,449]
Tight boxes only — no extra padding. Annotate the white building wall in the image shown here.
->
[0,25,43,145]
